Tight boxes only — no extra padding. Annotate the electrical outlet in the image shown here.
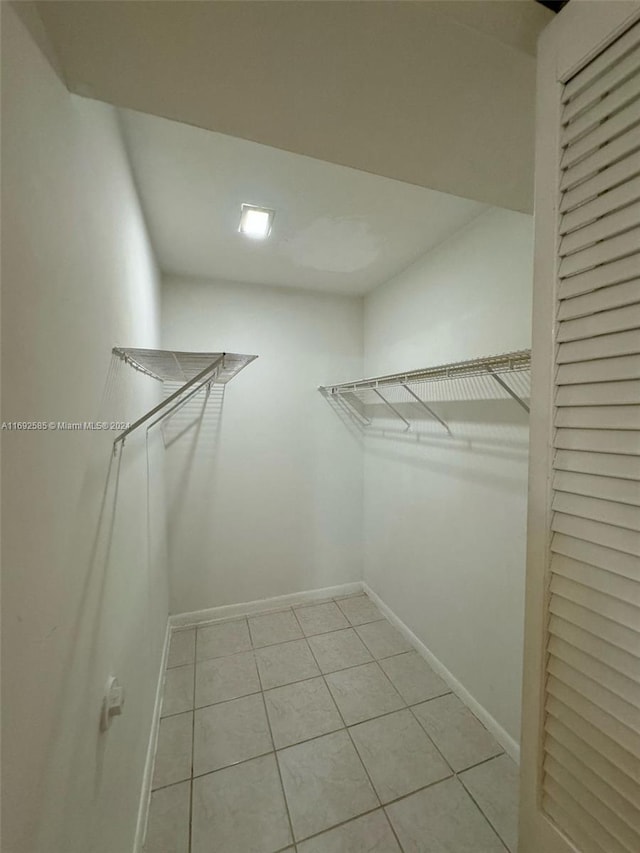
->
[100,675,125,732]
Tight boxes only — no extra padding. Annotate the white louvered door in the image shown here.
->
[521,4,640,853]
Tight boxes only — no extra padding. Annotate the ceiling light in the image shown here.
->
[239,204,275,240]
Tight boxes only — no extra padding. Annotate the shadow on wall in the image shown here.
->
[160,382,226,452]
[322,372,530,454]
[163,384,226,593]
[34,357,168,851]
[319,387,367,441]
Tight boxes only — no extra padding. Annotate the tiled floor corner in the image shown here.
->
[144,593,519,852]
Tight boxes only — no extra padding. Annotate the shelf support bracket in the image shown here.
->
[373,388,410,430]
[486,367,530,414]
[400,384,451,435]
[114,355,225,447]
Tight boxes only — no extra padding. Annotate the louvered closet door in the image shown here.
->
[546,24,640,852]
[521,5,640,853]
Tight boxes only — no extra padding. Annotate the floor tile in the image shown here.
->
[264,677,343,749]
[195,650,260,707]
[167,629,195,668]
[249,610,303,647]
[192,753,292,853]
[255,639,320,690]
[152,712,192,790]
[459,754,519,852]
[379,652,450,705]
[412,694,502,772]
[355,621,413,659]
[325,663,404,726]
[144,781,190,853]
[385,777,505,852]
[335,595,383,626]
[294,602,349,636]
[307,629,373,673]
[197,619,251,661]
[350,709,451,804]
[297,809,401,852]
[193,693,272,776]
[161,665,194,717]
[278,730,378,841]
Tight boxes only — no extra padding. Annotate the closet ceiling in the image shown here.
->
[119,108,487,294]
[29,1,552,214]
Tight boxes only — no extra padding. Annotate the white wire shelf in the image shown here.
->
[319,349,531,432]
[113,348,256,383]
[112,348,257,446]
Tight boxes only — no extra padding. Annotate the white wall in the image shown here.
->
[1,7,168,853]
[363,208,533,744]
[161,276,363,614]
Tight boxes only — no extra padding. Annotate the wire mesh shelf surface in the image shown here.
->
[319,350,531,395]
[112,348,257,445]
[319,349,531,432]
[113,348,257,384]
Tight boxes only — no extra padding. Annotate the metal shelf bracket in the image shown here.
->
[373,388,411,430]
[114,356,224,447]
[400,384,451,435]
[486,367,530,414]
[319,349,531,431]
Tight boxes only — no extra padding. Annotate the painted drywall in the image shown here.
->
[33,0,550,212]
[161,277,363,615]
[1,7,168,853]
[363,208,534,743]
[118,105,487,295]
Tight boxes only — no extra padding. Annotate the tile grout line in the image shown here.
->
[405,703,512,850]
[164,657,453,721]
[407,699,506,775]
[167,636,502,763]
[316,603,511,849]
[187,644,425,713]
[193,615,252,664]
[171,608,385,666]
[155,691,500,793]
[248,615,298,852]
[458,750,506,775]
[156,598,513,851]
[288,805,390,850]
[188,627,198,853]
[290,607,408,853]
[327,650,435,853]
[173,594,379,635]
[457,774,513,853]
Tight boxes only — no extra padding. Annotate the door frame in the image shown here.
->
[519,2,640,852]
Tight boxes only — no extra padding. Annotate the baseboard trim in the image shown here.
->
[169,581,364,628]
[133,618,171,853]
[362,583,521,764]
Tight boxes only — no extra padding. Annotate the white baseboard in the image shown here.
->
[133,618,171,853]
[169,581,364,629]
[363,583,520,764]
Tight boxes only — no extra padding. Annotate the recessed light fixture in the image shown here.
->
[238,204,275,240]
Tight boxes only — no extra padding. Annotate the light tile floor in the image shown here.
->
[144,593,519,853]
